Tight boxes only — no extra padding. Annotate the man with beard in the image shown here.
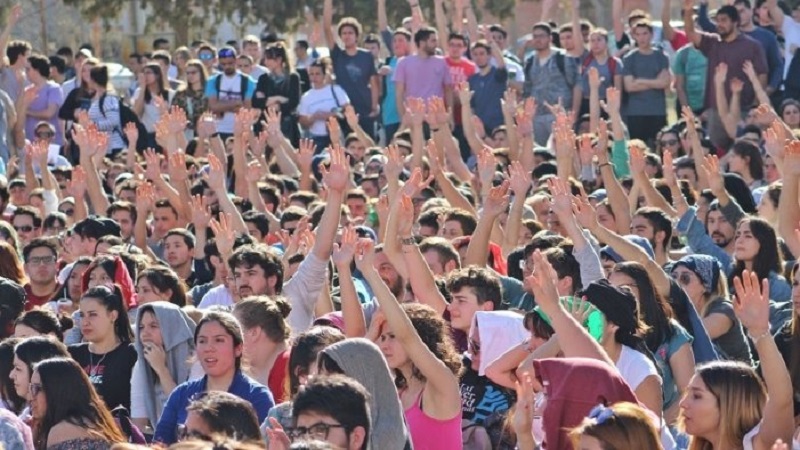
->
[394,27,453,110]
[630,207,674,268]
[22,237,59,309]
[205,46,256,142]
[683,1,767,148]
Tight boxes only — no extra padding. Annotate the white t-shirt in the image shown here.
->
[249,65,269,81]
[782,17,800,79]
[197,284,234,309]
[297,85,349,136]
[132,87,174,132]
[615,345,661,391]
[215,74,248,134]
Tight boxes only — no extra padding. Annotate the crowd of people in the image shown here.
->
[1,0,800,448]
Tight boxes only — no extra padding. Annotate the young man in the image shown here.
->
[0,5,27,102]
[574,28,623,117]
[22,237,59,309]
[445,33,477,159]
[323,0,379,140]
[445,267,502,333]
[394,27,453,115]
[380,29,411,141]
[241,35,268,80]
[11,205,42,247]
[622,21,671,145]
[630,207,674,267]
[468,40,509,139]
[163,228,201,286]
[290,375,370,450]
[684,2,767,148]
[107,201,136,242]
[204,46,256,141]
[489,24,525,90]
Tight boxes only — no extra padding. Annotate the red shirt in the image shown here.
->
[446,57,477,125]
[268,349,291,404]
[24,284,53,310]
[669,30,689,52]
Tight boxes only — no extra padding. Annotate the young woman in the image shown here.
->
[262,325,345,443]
[21,54,64,145]
[727,140,765,191]
[173,47,191,81]
[10,337,69,417]
[672,254,752,364]
[131,62,174,148]
[297,60,349,151]
[0,337,24,414]
[569,402,664,450]
[67,286,137,412]
[318,338,413,449]
[355,238,463,450]
[775,262,800,422]
[153,310,273,444]
[679,270,794,450]
[171,59,208,136]
[233,296,292,404]
[251,43,301,145]
[656,126,685,159]
[14,308,70,341]
[779,98,800,130]
[86,64,126,155]
[730,217,791,302]
[756,183,781,227]
[131,301,198,431]
[610,263,695,424]
[30,357,125,449]
[136,266,188,306]
[0,240,26,285]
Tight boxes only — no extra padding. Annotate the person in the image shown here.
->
[355,235,463,450]
[29,357,125,449]
[297,60,349,151]
[468,40,509,141]
[394,27,453,109]
[10,336,69,417]
[12,205,43,248]
[568,402,664,449]
[0,407,33,450]
[171,59,208,136]
[232,296,292,404]
[575,28,623,118]
[22,237,59,309]
[273,374,371,450]
[135,266,188,306]
[88,65,127,155]
[323,0,379,140]
[131,301,198,431]
[131,62,174,148]
[0,5,27,103]
[0,277,27,340]
[204,47,256,142]
[263,325,346,443]
[14,308,70,341]
[678,270,794,449]
[0,337,24,413]
[671,254,752,363]
[775,262,800,421]
[20,54,64,146]
[251,43,301,145]
[317,338,413,449]
[154,310,274,444]
[241,35,268,80]
[67,285,137,411]
[182,391,263,443]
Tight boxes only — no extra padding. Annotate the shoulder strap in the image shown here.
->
[330,84,341,107]
[240,74,248,99]
[99,93,107,117]
[581,54,594,72]
[555,52,566,78]
[524,55,533,77]
[608,57,617,78]
[214,74,221,95]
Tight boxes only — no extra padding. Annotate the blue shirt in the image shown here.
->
[154,370,274,444]
[382,56,401,126]
[468,66,508,133]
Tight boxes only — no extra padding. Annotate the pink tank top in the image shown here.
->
[404,390,463,450]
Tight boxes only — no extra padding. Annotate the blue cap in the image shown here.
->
[600,235,655,263]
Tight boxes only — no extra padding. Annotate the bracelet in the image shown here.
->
[597,162,612,169]
[399,236,416,246]
[748,329,771,345]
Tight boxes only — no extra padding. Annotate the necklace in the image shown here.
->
[88,349,110,378]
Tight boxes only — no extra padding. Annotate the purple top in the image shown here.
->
[25,81,64,145]
[393,55,453,102]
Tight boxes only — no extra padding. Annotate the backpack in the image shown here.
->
[214,73,251,101]
[99,93,148,152]
[524,51,571,87]
[111,406,147,444]
[581,54,618,78]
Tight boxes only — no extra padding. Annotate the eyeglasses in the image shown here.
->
[14,225,34,233]
[659,139,679,146]
[36,131,55,139]
[29,382,43,397]
[285,423,346,442]
[198,53,214,61]
[532,33,550,39]
[27,255,56,266]
[59,208,75,217]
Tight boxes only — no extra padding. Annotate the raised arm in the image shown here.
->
[612,0,626,43]
[661,0,678,41]
[683,0,703,47]
[503,161,530,257]
[356,234,462,420]
[205,153,248,234]
[74,128,111,215]
[778,142,800,257]
[594,120,631,235]
[465,181,510,268]
[332,226,367,338]
[0,5,21,70]
[766,0,785,31]
[732,272,794,450]
[311,144,349,260]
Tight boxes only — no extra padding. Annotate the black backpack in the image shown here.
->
[99,93,149,152]
[214,73,251,101]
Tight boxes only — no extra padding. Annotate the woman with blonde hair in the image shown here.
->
[569,402,663,449]
[679,271,794,450]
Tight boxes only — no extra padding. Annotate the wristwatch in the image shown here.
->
[399,236,416,246]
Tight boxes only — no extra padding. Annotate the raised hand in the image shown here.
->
[196,112,217,139]
[209,212,236,258]
[483,180,511,217]
[399,167,434,198]
[752,103,778,127]
[595,120,610,164]
[167,106,188,134]
[135,181,156,214]
[578,133,594,166]
[456,81,473,105]
[66,166,88,199]
[343,104,359,129]
[714,62,728,86]
[353,238,377,274]
[332,225,358,267]
[190,195,212,230]
[501,89,518,117]
[601,87,621,116]
[320,145,350,193]
[476,146,497,188]
[142,148,163,181]
[764,120,788,163]
[701,154,726,196]
[425,139,443,173]
[245,159,266,183]
[628,145,647,176]
[783,141,800,177]
[572,189,599,231]
[168,152,188,183]
[729,77,744,94]
[123,122,139,146]
[327,116,342,144]
[508,161,531,197]
[588,66,602,90]
[523,249,560,310]
[205,153,227,192]
[396,194,415,237]
[663,150,676,187]
[548,177,574,219]
[405,97,426,127]
[732,270,770,337]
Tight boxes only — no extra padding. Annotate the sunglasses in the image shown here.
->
[14,225,34,233]
[198,53,214,61]
[29,382,43,397]
[59,208,75,217]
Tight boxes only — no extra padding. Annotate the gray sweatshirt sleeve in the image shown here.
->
[720,198,746,230]
[574,230,605,287]
[283,252,329,336]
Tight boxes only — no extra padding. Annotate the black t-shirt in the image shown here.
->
[459,356,514,424]
[68,342,137,411]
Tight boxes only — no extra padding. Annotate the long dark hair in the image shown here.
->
[0,337,24,414]
[789,263,800,404]
[731,217,782,285]
[612,262,675,353]
[143,62,168,103]
[195,311,244,370]
[288,326,345,397]
[15,308,72,341]
[137,266,188,306]
[14,336,69,379]
[81,285,134,343]
[33,357,124,449]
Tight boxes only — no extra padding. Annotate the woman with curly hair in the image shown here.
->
[355,238,463,450]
